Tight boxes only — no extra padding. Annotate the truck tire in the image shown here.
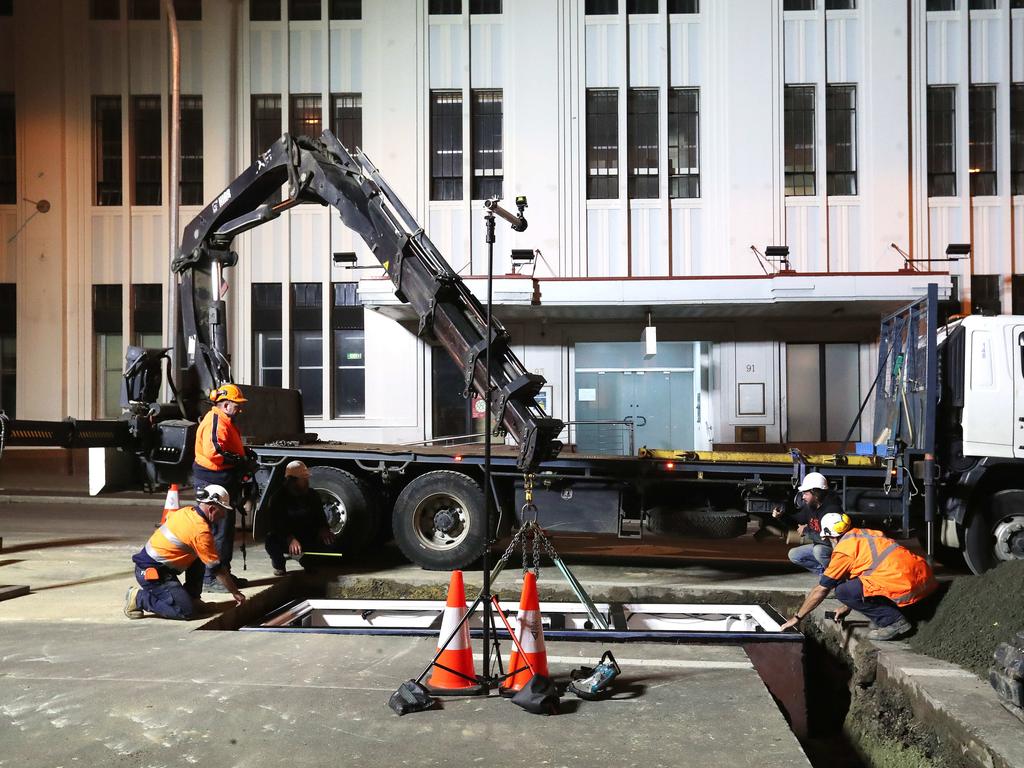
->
[392,471,487,570]
[964,488,1024,575]
[647,507,749,539]
[308,465,379,555]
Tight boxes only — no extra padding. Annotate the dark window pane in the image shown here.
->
[290,93,322,139]
[927,0,957,8]
[293,331,323,416]
[470,0,501,12]
[785,85,816,196]
[331,93,362,151]
[968,0,996,8]
[330,0,361,19]
[471,90,502,200]
[784,0,815,9]
[429,0,461,12]
[627,0,657,12]
[826,84,857,195]
[252,282,284,331]
[250,0,281,20]
[332,283,363,416]
[586,89,619,199]
[92,284,123,334]
[969,84,997,196]
[586,0,617,12]
[628,88,658,199]
[825,0,854,8]
[179,95,203,205]
[430,90,463,200]
[132,95,162,206]
[0,284,14,418]
[174,0,202,20]
[289,0,321,20]
[94,96,123,206]
[333,366,365,416]
[91,0,120,19]
[0,0,11,13]
[1012,0,1024,7]
[0,284,14,333]
[1012,84,1024,196]
[668,88,699,198]
[927,86,956,196]
[668,0,698,12]
[129,0,160,19]
[1012,275,1024,314]
[971,274,1001,315]
[131,283,163,336]
[251,94,282,160]
[0,93,14,204]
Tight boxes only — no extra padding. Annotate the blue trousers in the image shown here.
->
[194,466,240,582]
[834,577,904,628]
[788,543,833,576]
[134,561,204,620]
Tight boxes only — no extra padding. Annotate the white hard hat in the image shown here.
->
[196,484,232,509]
[820,512,852,538]
[285,460,311,479]
[798,472,829,492]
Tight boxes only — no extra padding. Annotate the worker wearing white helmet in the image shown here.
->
[772,471,845,576]
[264,461,335,576]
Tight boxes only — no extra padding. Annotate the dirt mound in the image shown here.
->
[910,560,1024,678]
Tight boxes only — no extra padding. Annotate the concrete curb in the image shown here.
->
[0,494,156,507]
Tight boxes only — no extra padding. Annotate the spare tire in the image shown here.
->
[648,507,748,539]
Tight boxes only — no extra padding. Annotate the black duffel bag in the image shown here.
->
[510,674,560,715]
[388,679,438,716]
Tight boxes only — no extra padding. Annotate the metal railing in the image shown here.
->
[562,418,642,456]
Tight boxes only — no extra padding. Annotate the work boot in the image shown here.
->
[203,580,229,594]
[272,565,287,577]
[123,587,143,619]
[867,618,912,641]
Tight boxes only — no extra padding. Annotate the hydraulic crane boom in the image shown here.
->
[173,131,563,471]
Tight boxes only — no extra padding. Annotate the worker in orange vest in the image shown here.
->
[780,512,938,640]
[193,383,251,592]
[125,484,246,620]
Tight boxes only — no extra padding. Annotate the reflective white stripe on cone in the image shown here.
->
[160,484,180,525]
[426,570,482,694]
[502,571,549,693]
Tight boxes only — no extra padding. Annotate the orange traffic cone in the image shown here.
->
[426,570,483,695]
[501,571,549,694]
[159,484,180,525]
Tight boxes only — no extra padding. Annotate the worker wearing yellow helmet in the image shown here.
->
[780,512,938,641]
[192,382,251,593]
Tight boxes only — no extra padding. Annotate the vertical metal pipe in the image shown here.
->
[163,0,181,378]
[924,452,936,562]
[481,209,496,687]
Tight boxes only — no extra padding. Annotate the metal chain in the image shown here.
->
[531,523,541,579]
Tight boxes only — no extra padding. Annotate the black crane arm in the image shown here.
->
[174,132,563,471]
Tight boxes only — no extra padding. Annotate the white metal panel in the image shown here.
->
[963,322,1015,457]
[470,22,504,88]
[470,209,510,275]
[668,20,701,87]
[628,20,661,88]
[180,27,203,94]
[129,27,163,93]
[784,18,819,84]
[785,204,823,272]
[826,16,860,84]
[1014,16,1024,83]
[246,224,288,283]
[290,28,325,93]
[130,211,166,284]
[586,207,626,277]
[289,209,329,282]
[329,27,363,92]
[827,203,860,271]
[360,309,422,427]
[926,18,960,84]
[927,203,964,263]
[428,206,469,274]
[670,206,702,276]
[429,22,463,89]
[970,15,1002,85]
[630,206,666,276]
[585,22,623,88]
[971,203,1007,276]
[90,212,124,283]
[249,28,285,93]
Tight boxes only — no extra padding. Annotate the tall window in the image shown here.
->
[627,88,659,199]
[927,86,956,196]
[289,0,321,20]
[430,91,463,201]
[252,283,283,388]
[826,84,857,195]
[131,284,163,349]
[91,0,120,18]
[290,94,322,139]
[668,88,699,198]
[429,0,461,12]
[332,283,365,417]
[585,0,617,12]
[331,93,362,151]
[251,94,282,160]
[1012,84,1024,196]
[94,96,122,206]
[970,84,997,196]
[330,0,361,19]
[292,283,323,418]
[93,285,123,418]
[132,95,162,206]
[785,85,816,196]
[0,284,14,418]
[471,90,503,200]
[250,0,281,20]
[129,0,160,19]
[0,93,14,205]
[180,95,203,205]
[586,89,619,199]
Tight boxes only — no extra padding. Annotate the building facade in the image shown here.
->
[0,0,1020,454]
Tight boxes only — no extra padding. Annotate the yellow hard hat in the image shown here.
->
[210,383,247,404]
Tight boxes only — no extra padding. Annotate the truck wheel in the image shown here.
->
[392,471,486,570]
[964,489,1024,575]
[647,507,749,539]
[308,466,379,555]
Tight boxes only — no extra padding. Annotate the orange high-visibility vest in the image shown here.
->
[823,528,937,606]
[194,408,245,471]
[140,505,221,573]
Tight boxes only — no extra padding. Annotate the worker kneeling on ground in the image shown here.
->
[124,485,247,620]
[264,460,335,576]
[773,471,842,576]
[780,512,937,641]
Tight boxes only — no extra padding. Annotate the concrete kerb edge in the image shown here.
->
[0,494,154,507]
